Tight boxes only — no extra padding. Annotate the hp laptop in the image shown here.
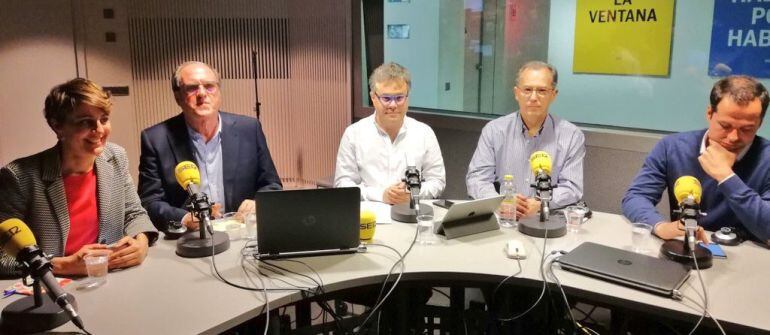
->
[253,187,361,260]
[435,196,504,239]
[556,242,690,299]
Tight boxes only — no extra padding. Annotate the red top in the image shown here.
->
[63,169,99,256]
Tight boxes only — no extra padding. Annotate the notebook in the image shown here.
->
[253,187,361,260]
[556,242,690,299]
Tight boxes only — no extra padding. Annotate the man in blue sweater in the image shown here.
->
[623,75,770,245]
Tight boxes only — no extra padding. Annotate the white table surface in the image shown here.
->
[1,200,768,334]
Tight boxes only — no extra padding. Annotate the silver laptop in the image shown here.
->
[434,196,504,239]
[253,187,361,260]
[556,242,690,299]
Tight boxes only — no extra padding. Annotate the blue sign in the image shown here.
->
[708,0,770,78]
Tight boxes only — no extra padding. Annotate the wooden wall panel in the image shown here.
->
[127,0,350,188]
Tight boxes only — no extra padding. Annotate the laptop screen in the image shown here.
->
[255,187,361,256]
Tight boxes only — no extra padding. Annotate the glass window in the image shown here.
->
[362,0,770,138]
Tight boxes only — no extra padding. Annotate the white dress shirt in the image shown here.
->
[334,114,446,202]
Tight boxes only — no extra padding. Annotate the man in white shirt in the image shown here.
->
[334,62,446,204]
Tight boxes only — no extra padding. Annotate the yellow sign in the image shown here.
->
[573,0,675,76]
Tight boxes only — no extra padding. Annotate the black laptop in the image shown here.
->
[253,187,361,260]
[556,242,691,299]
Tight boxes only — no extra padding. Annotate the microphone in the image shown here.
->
[673,176,703,251]
[517,151,567,238]
[0,219,85,331]
[660,176,712,268]
[529,151,555,220]
[174,161,211,221]
[529,150,552,182]
[402,154,422,210]
[674,175,702,205]
[175,161,202,196]
[172,162,230,258]
[391,156,434,223]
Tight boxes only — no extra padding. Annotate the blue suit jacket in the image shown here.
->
[138,112,282,231]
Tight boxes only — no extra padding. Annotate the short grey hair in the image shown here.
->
[516,61,558,88]
[171,61,221,91]
[368,62,411,92]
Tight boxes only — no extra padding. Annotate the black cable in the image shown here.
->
[254,259,319,291]
[354,227,416,332]
[548,258,598,335]
[246,260,314,291]
[491,257,523,305]
[575,305,598,324]
[279,259,346,327]
[260,260,345,332]
[207,241,311,292]
[208,226,269,334]
[372,231,416,304]
[431,287,451,301]
[239,258,269,317]
[495,226,551,322]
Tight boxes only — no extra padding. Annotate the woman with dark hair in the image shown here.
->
[0,78,157,276]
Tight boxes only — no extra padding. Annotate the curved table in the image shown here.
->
[1,201,768,334]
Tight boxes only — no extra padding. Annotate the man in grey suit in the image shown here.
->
[0,78,157,277]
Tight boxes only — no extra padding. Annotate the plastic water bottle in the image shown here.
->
[499,174,517,228]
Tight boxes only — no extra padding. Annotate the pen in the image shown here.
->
[3,289,16,298]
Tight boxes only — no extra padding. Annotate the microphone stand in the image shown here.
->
[660,197,713,269]
[252,50,261,120]
[518,172,567,238]
[1,252,79,334]
[391,166,433,223]
[176,192,231,258]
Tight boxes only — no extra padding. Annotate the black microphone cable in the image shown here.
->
[354,224,417,333]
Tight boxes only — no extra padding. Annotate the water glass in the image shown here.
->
[244,213,257,239]
[226,223,243,241]
[564,206,587,233]
[416,214,439,245]
[631,223,653,253]
[81,250,109,289]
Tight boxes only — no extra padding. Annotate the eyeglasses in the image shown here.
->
[180,82,219,96]
[517,86,553,98]
[374,93,408,106]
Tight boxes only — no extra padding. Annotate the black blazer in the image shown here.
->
[138,112,282,231]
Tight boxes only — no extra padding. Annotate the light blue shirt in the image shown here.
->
[466,112,585,209]
[186,115,226,209]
